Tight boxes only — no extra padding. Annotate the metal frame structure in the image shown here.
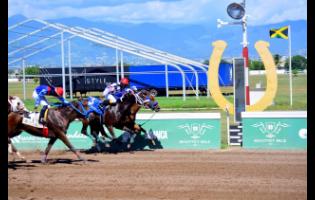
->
[8,18,211,100]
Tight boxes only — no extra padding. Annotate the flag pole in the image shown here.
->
[288,25,293,107]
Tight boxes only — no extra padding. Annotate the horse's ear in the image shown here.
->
[150,89,158,96]
[9,96,13,100]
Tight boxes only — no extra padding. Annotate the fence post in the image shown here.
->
[226,107,230,146]
[22,59,26,100]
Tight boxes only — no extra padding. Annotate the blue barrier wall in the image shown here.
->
[129,64,233,90]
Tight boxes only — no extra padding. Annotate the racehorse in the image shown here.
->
[8,95,28,160]
[8,101,88,163]
[82,89,160,150]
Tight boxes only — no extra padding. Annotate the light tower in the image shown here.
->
[217,0,250,105]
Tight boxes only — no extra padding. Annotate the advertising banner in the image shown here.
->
[242,111,307,149]
[12,113,221,150]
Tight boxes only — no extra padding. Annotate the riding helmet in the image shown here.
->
[120,77,129,85]
[55,87,64,96]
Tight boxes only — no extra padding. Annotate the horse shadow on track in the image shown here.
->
[30,158,99,165]
[8,160,37,170]
[83,133,163,154]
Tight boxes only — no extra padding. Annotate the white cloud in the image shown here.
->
[8,0,307,25]
[247,0,307,25]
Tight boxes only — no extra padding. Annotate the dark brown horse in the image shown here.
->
[82,89,160,150]
[8,101,88,163]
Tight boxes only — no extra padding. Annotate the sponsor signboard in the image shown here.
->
[137,113,221,149]
[242,111,307,149]
[12,113,221,150]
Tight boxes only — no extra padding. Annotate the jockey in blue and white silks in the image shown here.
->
[101,78,138,107]
[102,77,129,105]
[32,85,68,111]
[85,96,104,116]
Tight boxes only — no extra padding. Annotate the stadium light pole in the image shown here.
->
[61,32,66,99]
[217,0,250,105]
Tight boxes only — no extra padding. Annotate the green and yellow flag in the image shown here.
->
[269,26,289,39]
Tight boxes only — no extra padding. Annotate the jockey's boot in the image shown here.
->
[39,105,48,125]
[109,101,117,106]
[98,100,109,110]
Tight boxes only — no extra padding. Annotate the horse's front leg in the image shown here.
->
[106,125,116,141]
[55,130,85,163]
[135,124,156,146]
[41,137,57,163]
[8,138,26,161]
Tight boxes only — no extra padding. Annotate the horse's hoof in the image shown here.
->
[41,159,48,164]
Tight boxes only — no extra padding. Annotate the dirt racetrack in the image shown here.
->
[8,148,306,200]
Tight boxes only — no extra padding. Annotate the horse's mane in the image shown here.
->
[121,92,136,104]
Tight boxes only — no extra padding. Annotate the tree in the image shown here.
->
[25,65,40,83]
[249,59,264,70]
[285,55,307,71]
[25,65,40,75]
[273,54,281,67]
[203,59,231,66]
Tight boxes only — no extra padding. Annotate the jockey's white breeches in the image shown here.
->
[106,94,117,104]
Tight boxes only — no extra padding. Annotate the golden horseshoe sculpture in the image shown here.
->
[208,40,278,115]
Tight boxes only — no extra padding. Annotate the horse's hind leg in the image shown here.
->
[56,131,85,162]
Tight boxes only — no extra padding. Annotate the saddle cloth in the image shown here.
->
[22,113,45,128]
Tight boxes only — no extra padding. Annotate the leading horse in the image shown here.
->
[8,101,88,163]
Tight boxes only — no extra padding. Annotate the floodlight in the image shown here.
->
[227,3,245,20]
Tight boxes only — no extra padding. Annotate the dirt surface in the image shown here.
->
[8,148,306,200]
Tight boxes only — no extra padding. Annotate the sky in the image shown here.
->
[8,0,307,26]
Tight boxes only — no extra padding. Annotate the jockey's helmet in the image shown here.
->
[55,87,64,97]
[120,77,129,86]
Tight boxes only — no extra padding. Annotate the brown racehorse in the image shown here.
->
[81,89,160,150]
[8,101,88,163]
[8,95,28,160]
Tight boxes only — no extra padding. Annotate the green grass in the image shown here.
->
[8,74,306,149]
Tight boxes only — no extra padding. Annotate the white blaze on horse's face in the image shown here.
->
[11,97,25,112]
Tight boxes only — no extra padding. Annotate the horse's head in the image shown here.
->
[136,89,160,112]
[8,96,25,114]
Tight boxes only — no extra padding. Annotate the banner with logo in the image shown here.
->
[12,113,221,150]
[242,111,307,149]
[137,113,221,149]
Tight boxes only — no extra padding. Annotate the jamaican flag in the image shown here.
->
[269,26,289,39]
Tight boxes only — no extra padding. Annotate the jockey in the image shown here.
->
[32,85,68,124]
[85,96,104,117]
[101,77,130,107]
[32,85,68,111]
